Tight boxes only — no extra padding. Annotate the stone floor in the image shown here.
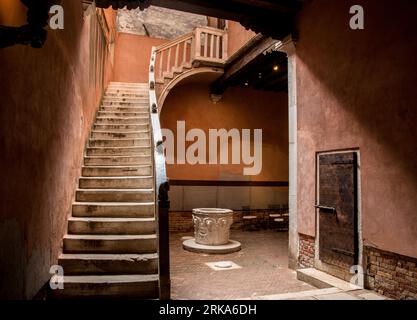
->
[170,230,315,300]
[169,230,388,300]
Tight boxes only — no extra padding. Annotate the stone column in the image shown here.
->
[277,37,299,270]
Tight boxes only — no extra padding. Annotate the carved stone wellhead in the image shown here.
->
[192,208,234,246]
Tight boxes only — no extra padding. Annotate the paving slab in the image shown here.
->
[357,292,387,300]
[315,292,361,300]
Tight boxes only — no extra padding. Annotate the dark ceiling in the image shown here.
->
[1,0,302,48]
[228,51,288,92]
[96,0,303,39]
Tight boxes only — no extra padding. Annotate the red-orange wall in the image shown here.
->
[113,22,255,83]
[295,0,417,258]
[0,4,115,299]
[227,21,256,57]
[160,81,289,182]
[0,0,26,26]
[113,33,167,83]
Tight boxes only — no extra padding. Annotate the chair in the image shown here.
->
[276,204,289,231]
[267,204,282,229]
[242,206,259,231]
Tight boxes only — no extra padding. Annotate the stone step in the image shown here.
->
[63,234,157,254]
[58,253,158,275]
[68,217,155,235]
[106,92,148,96]
[108,85,148,89]
[101,101,149,107]
[103,97,149,102]
[107,86,148,90]
[89,138,150,148]
[91,131,150,139]
[82,165,152,177]
[107,84,148,89]
[105,87,149,96]
[94,124,149,131]
[106,91,148,94]
[105,92,148,97]
[109,82,148,87]
[107,85,148,89]
[79,176,153,189]
[102,98,149,104]
[84,155,151,166]
[51,274,158,299]
[86,146,151,156]
[95,117,149,125]
[76,188,154,202]
[72,202,154,218]
[98,111,149,118]
[106,89,149,94]
[296,268,362,291]
[100,106,149,113]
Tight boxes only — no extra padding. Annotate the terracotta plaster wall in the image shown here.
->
[0,3,115,299]
[227,21,256,57]
[0,0,26,26]
[160,82,289,182]
[295,0,417,258]
[113,33,167,83]
[113,22,254,83]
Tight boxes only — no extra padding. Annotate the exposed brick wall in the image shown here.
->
[365,246,417,300]
[169,212,194,233]
[298,234,315,268]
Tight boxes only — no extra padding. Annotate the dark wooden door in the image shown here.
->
[318,152,358,268]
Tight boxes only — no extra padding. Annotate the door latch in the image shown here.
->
[315,205,336,214]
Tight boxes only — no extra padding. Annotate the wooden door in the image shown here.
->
[318,152,358,268]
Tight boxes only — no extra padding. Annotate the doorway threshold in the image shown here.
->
[247,269,387,300]
[296,268,362,291]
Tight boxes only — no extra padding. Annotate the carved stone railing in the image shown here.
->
[155,32,193,82]
[192,26,228,66]
[149,47,170,300]
[154,26,228,83]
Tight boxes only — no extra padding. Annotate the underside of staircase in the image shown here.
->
[52,82,160,299]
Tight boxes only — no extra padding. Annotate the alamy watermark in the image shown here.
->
[49,265,64,290]
[48,4,364,31]
[162,121,262,176]
[349,265,365,288]
[350,5,365,30]
[49,5,64,30]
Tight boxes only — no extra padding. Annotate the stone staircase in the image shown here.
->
[52,82,159,299]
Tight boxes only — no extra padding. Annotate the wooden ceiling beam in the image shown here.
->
[211,36,279,94]
[253,70,288,90]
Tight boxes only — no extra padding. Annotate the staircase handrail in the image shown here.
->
[148,46,170,300]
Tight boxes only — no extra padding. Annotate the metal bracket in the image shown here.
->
[315,205,336,214]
